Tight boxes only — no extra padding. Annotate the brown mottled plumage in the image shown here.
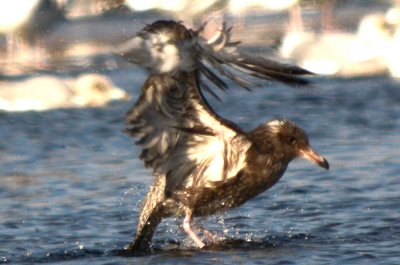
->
[120,20,328,252]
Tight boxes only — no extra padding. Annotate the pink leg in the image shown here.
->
[183,215,205,248]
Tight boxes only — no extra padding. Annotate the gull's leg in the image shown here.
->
[183,214,205,248]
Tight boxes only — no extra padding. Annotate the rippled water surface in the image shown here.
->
[1,69,399,264]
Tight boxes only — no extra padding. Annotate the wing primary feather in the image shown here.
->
[171,126,215,136]
[198,63,228,91]
[200,82,223,102]
[239,53,314,75]
[193,22,314,89]
[225,57,312,85]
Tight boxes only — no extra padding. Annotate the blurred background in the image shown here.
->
[1,1,400,264]
[1,0,400,80]
[0,0,400,79]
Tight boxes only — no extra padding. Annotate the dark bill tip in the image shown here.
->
[300,148,329,171]
[319,157,330,170]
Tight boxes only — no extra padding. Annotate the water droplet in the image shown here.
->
[245,233,253,242]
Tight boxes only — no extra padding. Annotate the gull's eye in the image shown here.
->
[288,136,297,144]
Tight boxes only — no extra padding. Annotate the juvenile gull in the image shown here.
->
[120,20,329,252]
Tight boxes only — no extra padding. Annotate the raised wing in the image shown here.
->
[123,20,313,194]
[118,21,313,101]
[125,73,251,194]
[192,22,313,95]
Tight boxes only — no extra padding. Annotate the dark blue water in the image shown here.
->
[1,67,399,264]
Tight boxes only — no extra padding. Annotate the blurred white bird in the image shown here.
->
[0,73,129,112]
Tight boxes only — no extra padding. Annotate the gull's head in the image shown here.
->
[255,119,329,169]
[266,119,329,170]
[118,20,197,74]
